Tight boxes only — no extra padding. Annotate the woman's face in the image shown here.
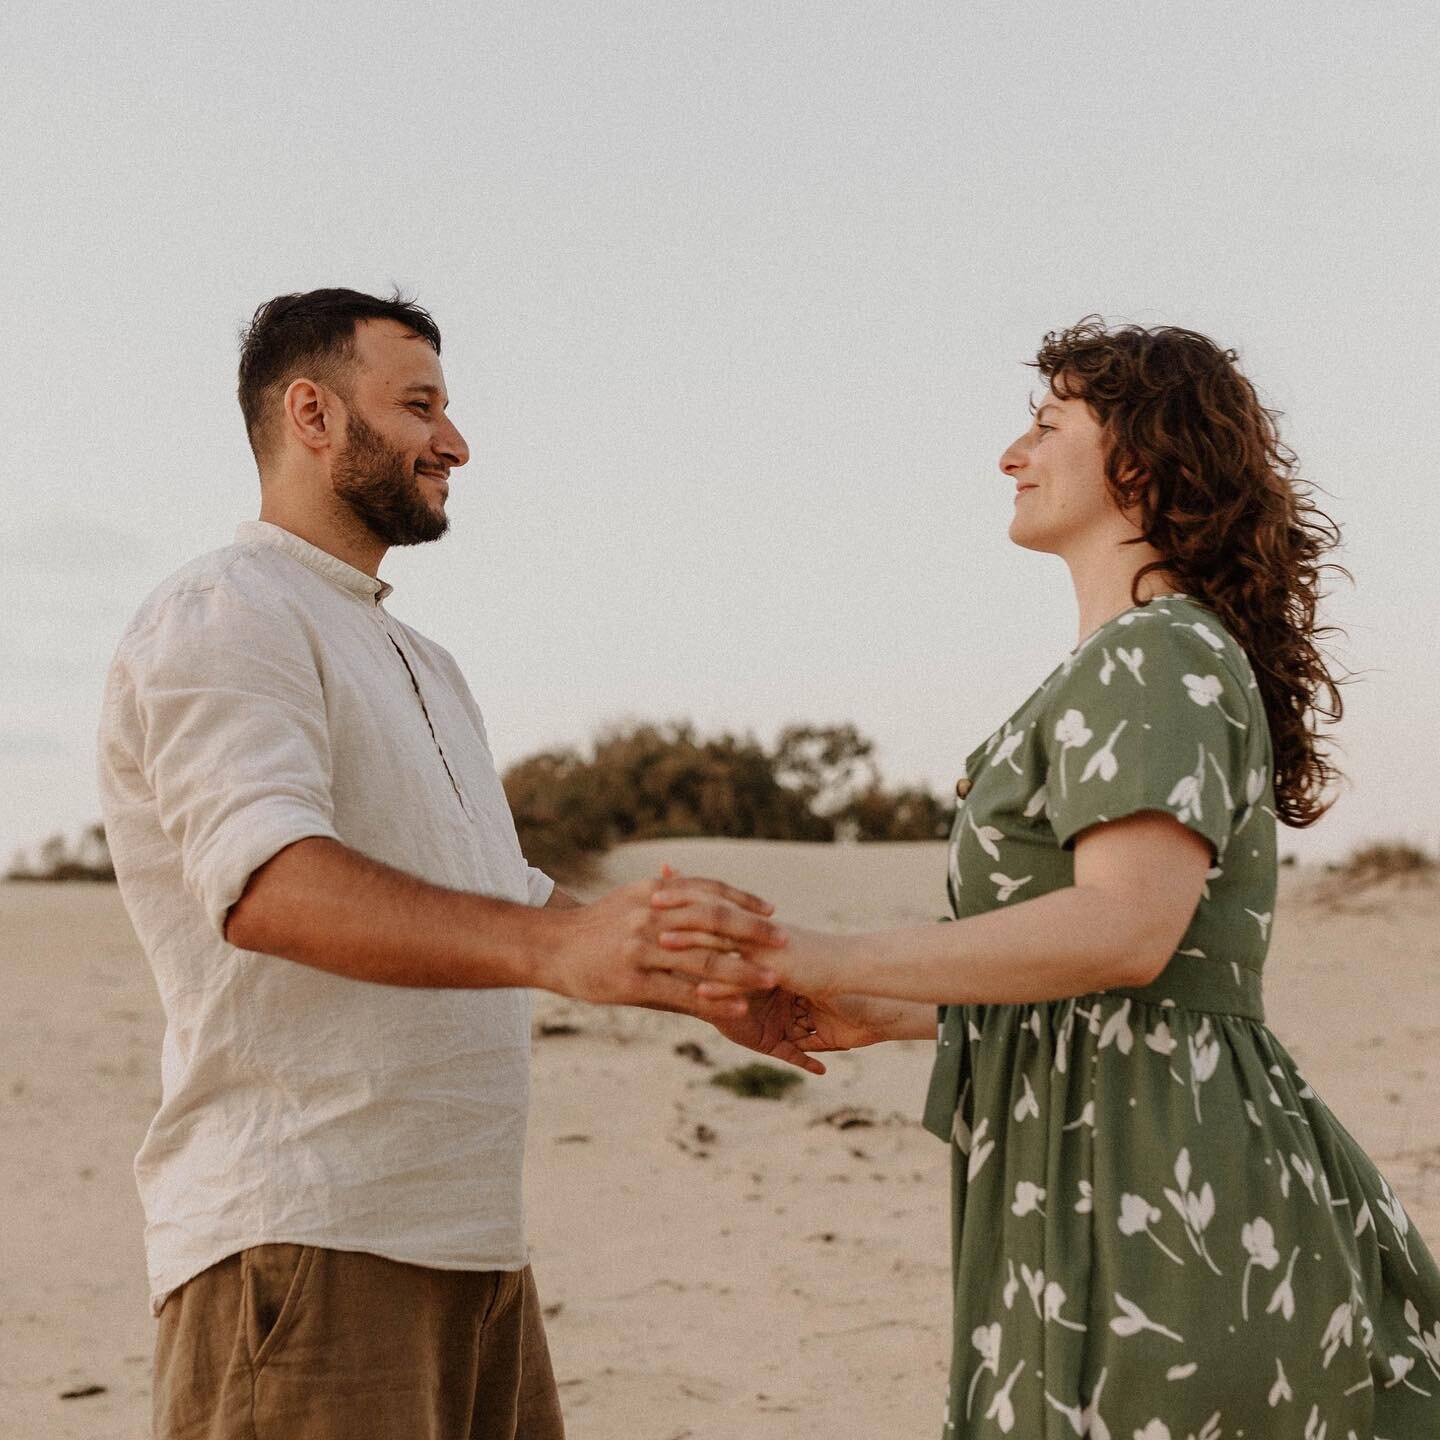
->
[1000,386,1127,556]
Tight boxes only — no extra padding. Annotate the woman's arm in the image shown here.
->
[663,810,1212,1008]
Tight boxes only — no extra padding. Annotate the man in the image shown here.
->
[97,289,803,1439]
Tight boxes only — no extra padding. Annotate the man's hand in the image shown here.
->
[540,875,788,1023]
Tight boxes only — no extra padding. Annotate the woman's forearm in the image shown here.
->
[824,884,1170,1008]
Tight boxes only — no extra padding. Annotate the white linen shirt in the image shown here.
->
[97,521,553,1313]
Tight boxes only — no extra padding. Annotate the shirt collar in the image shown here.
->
[235,521,394,604]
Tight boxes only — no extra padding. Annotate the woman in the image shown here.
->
[659,319,1440,1435]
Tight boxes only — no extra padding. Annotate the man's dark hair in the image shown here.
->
[237,288,442,463]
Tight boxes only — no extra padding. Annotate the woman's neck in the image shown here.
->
[1067,543,1179,649]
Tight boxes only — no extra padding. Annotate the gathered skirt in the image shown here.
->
[923,969,1440,1438]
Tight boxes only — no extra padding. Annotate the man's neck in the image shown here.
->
[257,491,388,578]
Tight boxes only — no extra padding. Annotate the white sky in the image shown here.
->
[3,1,1437,868]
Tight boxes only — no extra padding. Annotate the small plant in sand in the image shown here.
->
[709,1062,804,1100]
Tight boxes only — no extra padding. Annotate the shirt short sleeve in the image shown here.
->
[107,584,341,937]
[1042,609,1257,860]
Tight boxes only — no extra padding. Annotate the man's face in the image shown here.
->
[331,319,470,547]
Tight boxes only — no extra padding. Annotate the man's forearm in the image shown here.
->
[225,837,560,989]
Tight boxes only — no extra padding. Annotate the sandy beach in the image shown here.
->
[2,839,1436,1439]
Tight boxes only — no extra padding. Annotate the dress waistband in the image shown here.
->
[1103,951,1264,1022]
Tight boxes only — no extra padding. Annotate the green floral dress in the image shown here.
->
[922,595,1440,1439]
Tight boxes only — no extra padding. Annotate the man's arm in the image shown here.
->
[225,837,784,1019]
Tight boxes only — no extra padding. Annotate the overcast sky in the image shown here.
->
[3,1,1436,870]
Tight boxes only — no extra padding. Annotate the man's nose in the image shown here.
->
[435,416,469,468]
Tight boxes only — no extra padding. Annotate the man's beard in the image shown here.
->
[332,412,448,547]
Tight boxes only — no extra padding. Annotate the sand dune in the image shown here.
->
[1,840,1436,1438]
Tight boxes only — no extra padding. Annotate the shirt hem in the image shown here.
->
[149,1236,532,1316]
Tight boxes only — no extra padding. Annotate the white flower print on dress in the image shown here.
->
[1098,648,1116,685]
[1267,1246,1301,1321]
[1162,1148,1223,1275]
[1116,646,1146,684]
[1080,720,1128,785]
[1320,1297,1357,1368]
[1013,1074,1040,1122]
[1181,671,1247,729]
[966,1118,995,1179]
[967,809,1005,861]
[1245,908,1273,942]
[1235,764,1269,835]
[1187,1018,1221,1122]
[1290,1153,1319,1204]
[985,1359,1026,1433]
[1240,1217,1281,1319]
[1134,1424,1170,1440]
[1042,1281,1088,1333]
[1098,999,1135,1055]
[1205,749,1235,811]
[1043,1367,1108,1435]
[1075,1179,1093,1214]
[1002,1260,1019,1310]
[1054,708,1093,798]
[1012,1181,1046,1217]
[1167,744,1207,824]
[1376,1178,1418,1272]
[1145,1019,1179,1056]
[1024,782,1048,818]
[1110,1292,1185,1344]
[1403,1297,1440,1381]
[1119,1193,1186,1266]
[991,730,1025,774]
[1172,619,1226,651]
[1269,1356,1293,1405]
[1384,1353,1433,1396]
[992,872,1033,903]
[966,1323,1001,1418]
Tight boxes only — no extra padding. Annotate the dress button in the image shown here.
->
[955,776,972,800]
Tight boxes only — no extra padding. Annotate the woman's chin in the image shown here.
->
[1007,519,1056,555]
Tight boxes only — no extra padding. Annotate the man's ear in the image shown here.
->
[282,378,338,455]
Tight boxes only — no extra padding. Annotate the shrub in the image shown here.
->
[709,1062,804,1100]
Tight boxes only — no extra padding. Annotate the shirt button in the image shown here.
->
[955,776,972,800]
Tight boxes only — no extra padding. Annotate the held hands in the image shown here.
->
[544,873,787,1023]
[649,867,897,1068]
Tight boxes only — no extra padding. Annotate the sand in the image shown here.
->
[1,840,1436,1438]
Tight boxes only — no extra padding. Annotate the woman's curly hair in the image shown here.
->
[1032,317,1348,827]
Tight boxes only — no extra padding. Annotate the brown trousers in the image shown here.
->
[152,1245,565,1440]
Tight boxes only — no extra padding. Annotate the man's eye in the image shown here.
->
[410,401,431,414]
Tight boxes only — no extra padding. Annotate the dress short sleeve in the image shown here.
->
[1041,606,1258,860]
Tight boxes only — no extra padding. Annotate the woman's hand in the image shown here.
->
[790,992,921,1051]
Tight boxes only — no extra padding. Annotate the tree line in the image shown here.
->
[502,721,952,879]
